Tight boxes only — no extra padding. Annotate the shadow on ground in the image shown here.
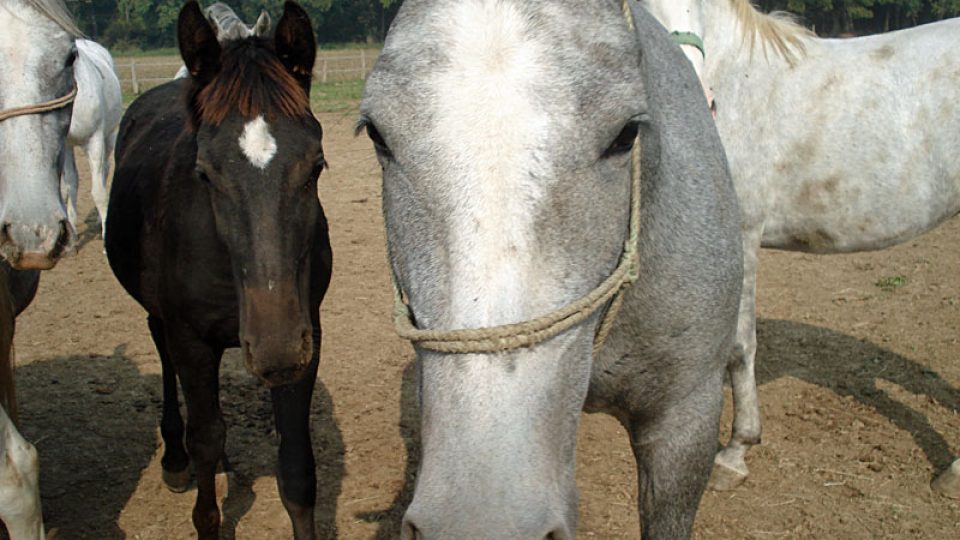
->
[756,318,960,474]
[358,360,419,539]
[16,347,157,538]
[11,346,344,538]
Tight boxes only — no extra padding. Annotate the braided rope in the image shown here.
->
[388,0,641,355]
[0,86,77,123]
[391,135,641,354]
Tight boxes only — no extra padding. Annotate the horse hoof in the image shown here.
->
[709,460,748,491]
[931,461,960,499]
[162,467,192,493]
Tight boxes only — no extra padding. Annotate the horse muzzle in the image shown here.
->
[242,327,313,387]
[239,284,314,387]
[0,220,75,270]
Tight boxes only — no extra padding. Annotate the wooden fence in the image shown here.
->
[114,49,379,94]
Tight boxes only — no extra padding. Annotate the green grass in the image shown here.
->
[122,79,366,113]
[110,47,180,58]
[875,275,907,291]
[317,42,383,50]
[310,80,365,112]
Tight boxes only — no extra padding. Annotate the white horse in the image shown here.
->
[62,38,122,237]
[0,0,81,270]
[173,2,270,79]
[638,0,960,497]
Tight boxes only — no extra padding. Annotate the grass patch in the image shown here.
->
[875,275,907,291]
[318,42,383,50]
[122,79,366,113]
[310,80,366,113]
[111,47,180,58]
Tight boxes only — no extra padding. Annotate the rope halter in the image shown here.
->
[390,136,641,356]
[388,0,643,356]
[0,86,77,123]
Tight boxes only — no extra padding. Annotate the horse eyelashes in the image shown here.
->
[603,121,640,158]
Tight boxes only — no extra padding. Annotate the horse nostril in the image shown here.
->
[401,521,421,540]
[261,365,302,386]
[0,223,10,243]
[51,220,72,258]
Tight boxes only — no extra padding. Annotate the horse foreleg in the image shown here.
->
[627,382,723,539]
[0,406,45,540]
[712,230,762,491]
[166,331,225,540]
[148,316,190,492]
[932,459,960,499]
[270,335,319,540]
[86,134,110,238]
[60,148,79,232]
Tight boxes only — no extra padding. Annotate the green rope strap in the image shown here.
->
[671,31,706,58]
[390,136,641,355]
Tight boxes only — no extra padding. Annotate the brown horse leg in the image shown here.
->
[270,337,320,540]
[0,316,16,424]
[166,329,225,540]
[148,316,190,491]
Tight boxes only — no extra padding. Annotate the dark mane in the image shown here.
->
[190,38,311,126]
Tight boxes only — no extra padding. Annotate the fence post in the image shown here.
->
[321,58,328,84]
[131,60,140,95]
[360,50,367,80]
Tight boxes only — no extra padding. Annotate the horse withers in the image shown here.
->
[105,2,332,538]
[360,0,742,537]
[0,0,83,270]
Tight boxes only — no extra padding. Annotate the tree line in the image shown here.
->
[67,0,402,50]
[753,0,958,34]
[66,0,960,51]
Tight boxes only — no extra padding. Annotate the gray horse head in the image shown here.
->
[362,0,647,537]
[0,0,83,269]
[362,0,743,538]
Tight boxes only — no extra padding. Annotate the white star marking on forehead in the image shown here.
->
[238,116,277,170]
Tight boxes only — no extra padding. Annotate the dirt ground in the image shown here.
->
[9,109,958,539]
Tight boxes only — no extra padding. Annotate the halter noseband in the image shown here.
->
[388,0,643,356]
[0,85,77,123]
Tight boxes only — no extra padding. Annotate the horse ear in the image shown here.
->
[254,10,272,37]
[178,1,221,86]
[274,1,316,93]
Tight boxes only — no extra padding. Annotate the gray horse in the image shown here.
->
[360,0,743,537]
[0,0,82,270]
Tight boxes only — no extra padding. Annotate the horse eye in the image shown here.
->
[365,124,392,156]
[604,121,640,158]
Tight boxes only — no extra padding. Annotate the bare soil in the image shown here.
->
[10,110,959,538]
